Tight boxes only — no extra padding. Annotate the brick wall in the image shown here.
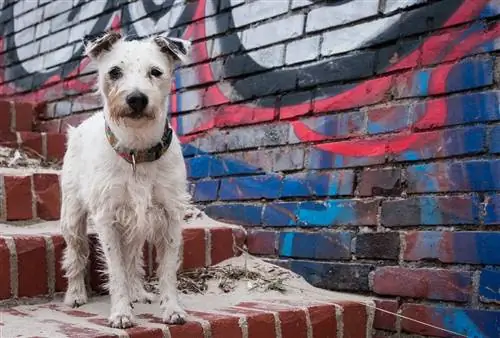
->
[1,0,500,336]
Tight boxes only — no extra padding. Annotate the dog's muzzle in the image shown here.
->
[126,91,149,118]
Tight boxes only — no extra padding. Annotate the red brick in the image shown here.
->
[188,311,242,338]
[236,302,308,338]
[33,173,61,220]
[182,228,206,270]
[18,132,43,156]
[233,227,246,256]
[400,304,444,337]
[89,234,108,294]
[219,306,276,338]
[169,321,204,338]
[279,310,308,338]
[247,230,277,255]
[247,312,276,338]
[15,236,48,297]
[46,133,66,160]
[4,175,33,221]
[126,327,163,338]
[0,131,17,147]
[52,235,67,292]
[210,227,234,265]
[373,267,472,302]
[309,305,336,338]
[13,102,34,131]
[336,302,367,338]
[37,119,61,133]
[373,300,398,331]
[0,101,12,132]
[0,238,11,299]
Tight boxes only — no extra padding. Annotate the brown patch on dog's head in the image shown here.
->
[152,36,191,65]
[85,31,122,60]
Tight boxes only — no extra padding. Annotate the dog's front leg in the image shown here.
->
[94,216,134,329]
[155,220,186,325]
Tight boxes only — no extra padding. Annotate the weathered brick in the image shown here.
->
[490,125,500,154]
[390,126,486,162]
[404,231,500,265]
[279,231,352,260]
[354,232,400,260]
[219,175,282,200]
[413,91,499,130]
[210,227,235,265]
[485,194,500,225]
[479,268,500,303]
[308,304,337,338]
[382,195,480,226]
[205,203,262,226]
[306,1,378,32]
[224,45,285,78]
[281,171,354,197]
[182,228,206,270]
[297,51,375,88]
[322,16,400,56]
[193,180,219,202]
[395,58,494,98]
[285,36,320,65]
[374,300,398,331]
[263,199,378,227]
[366,104,411,135]
[0,238,10,299]
[210,154,263,177]
[407,160,500,193]
[33,173,60,220]
[242,14,305,50]
[383,0,427,13]
[357,168,402,197]
[4,175,33,221]
[247,230,277,255]
[232,1,289,28]
[290,260,374,292]
[401,304,500,337]
[373,267,472,302]
[288,111,365,143]
[15,236,48,297]
[225,124,289,151]
[306,143,386,169]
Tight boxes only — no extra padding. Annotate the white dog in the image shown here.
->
[60,31,192,328]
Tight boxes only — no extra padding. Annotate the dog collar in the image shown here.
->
[105,121,173,171]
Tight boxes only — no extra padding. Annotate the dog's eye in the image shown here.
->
[150,67,163,78]
[108,66,122,81]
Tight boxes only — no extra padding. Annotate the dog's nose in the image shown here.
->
[126,91,149,112]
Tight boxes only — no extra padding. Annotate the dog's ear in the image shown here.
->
[152,36,191,65]
[84,31,122,60]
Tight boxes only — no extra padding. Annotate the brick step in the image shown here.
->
[0,131,66,161]
[0,256,374,338]
[0,169,61,221]
[0,221,245,303]
[0,101,40,133]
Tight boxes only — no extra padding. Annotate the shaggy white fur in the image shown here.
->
[60,31,192,329]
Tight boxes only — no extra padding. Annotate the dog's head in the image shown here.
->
[85,31,191,125]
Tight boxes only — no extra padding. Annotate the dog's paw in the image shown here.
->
[161,302,187,325]
[109,313,134,329]
[64,290,88,308]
